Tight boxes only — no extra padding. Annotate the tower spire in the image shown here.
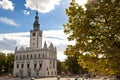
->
[33,10,40,31]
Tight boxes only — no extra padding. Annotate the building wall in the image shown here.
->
[13,49,57,78]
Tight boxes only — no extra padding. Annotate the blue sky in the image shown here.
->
[0,0,87,61]
[0,0,70,33]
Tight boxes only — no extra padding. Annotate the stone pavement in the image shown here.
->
[0,77,86,80]
[0,76,116,80]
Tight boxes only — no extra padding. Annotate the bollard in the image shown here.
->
[30,77,35,80]
[57,76,60,80]
[74,77,78,80]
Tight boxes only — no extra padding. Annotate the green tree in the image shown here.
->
[57,60,63,75]
[0,52,14,75]
[64,0,120,78]
[0,52,7,74]
[64,52,87,75]
[4,53,14,74]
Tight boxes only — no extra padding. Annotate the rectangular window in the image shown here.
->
[34,54,36,58]
[20,55,21,59]
[39,63,42,68]
[23,55,25,59]
[39,54,40,58]
[27,64,29,68]
[31,54,32,59]
[21,64,24,68]
[53,61,55,68]
[33,43,35,45]
[27,55,28,59]
[34,64,37,69]
[33,38,35,40]
[17,64,19,68]
[39,63,42,70]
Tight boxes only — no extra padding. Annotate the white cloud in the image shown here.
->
[76,0,88,6]
[25,0,61,13]
[0,30,74,61]
[22,10,30,15]
[0,0,14,11]
[0,17,19,27]
[76,0,88,9]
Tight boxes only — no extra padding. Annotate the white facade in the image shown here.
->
[13,11,57,78]
[30,30,42,49]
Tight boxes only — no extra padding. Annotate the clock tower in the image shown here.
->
[30,10,42,48]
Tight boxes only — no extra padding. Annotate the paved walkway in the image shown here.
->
[0,76,115,80]
[0,77,88,80]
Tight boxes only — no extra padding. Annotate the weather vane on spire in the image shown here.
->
[36,4,39,11]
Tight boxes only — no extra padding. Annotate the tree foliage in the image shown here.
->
[57,60,64,75]
[0,52,6,73]
[64,52,88,75]
[5,53,14,74]
[64,0,120,77]
[0,52,14,75]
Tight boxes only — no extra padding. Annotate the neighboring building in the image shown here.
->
[13,11,57,78]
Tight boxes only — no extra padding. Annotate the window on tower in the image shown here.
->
[33,33,36,36]
[33,38,35,40]
[33,43,35,45]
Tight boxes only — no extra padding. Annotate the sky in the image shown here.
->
[0,0,88,61]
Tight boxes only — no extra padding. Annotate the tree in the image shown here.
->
[64,52,88,75]
[4,53,14,74]
[57,60,63,75]
[57,60,68,76]
[0,52,14,75]
[0,52,6,74]
[64,0,120,78]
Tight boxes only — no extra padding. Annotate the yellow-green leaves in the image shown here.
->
[64,0,120,76]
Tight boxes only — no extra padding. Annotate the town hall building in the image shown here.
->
[13,11,57,78]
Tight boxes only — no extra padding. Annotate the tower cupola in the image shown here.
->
[33,10,40,31]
